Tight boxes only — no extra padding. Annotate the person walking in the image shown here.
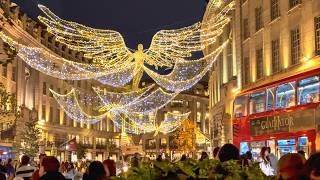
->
[277,153,307,180]
[258,147,275,176]
[39,156,65,180]
[199,152,208,161]
[83,161,107,180]
[15,155,36,180]
[218,144,240,162]
[267,147,278,172]
[31,154,47,180]
[6,158,15,180]
[212,147,220,159]
[305,152,320,180]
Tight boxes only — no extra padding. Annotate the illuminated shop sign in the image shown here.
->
[250,109,317,136]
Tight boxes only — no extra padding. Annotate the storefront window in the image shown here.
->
[266,87,275,111]
[249,91,265,114]
[276,82,296,109]
[234,95,248,117]
[298,76,320,105]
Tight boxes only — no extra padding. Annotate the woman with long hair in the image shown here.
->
[259,147,275,176]
[83,161,107,180]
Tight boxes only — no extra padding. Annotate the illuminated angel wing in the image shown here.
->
[145,1,234,68]
[0,32,135,86]
[38,5,131,67]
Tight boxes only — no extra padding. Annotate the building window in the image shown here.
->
[243,18,250,40]
[256,49,263,80]
[63,112,67,125]
[49,107,53,123]
[42,105,46,120]
[266,87,276,111]
[43,82,47,95]
[249,91,265,114]
[196,102,201,109]
[56,109,60,124]
[276,81,296,109]
[271,39,280,73]
[196,112,201,122]
[234,95,248,118]
[11,66,16,81]
[298,76,320,105]
[242,57,250,85]
[49,85,54,97]
[2,66,7,77]
[291,28,300,65]
[255,7,263,31]
[315,16,320,56]
[270,0,280,20]
[289,0,301,9]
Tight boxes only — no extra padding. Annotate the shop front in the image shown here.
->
[235,108,318,160]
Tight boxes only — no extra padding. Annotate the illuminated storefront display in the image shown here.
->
[233,69,320,157]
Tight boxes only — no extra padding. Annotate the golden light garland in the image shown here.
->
[0,1,234,134]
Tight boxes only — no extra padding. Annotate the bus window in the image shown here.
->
[298,76,320,105]
[266,87,275,111]
[276,82,296,109]
[234,95,248,118]
[249,91,265,114]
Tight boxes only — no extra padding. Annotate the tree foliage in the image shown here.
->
[0,42,17,66]
[19,118,40,157]
[113,159,276,180]
[0,83,17,115]
[172,120,196,152]
[76,143,87,160]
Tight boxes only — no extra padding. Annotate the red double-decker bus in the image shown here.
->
[233,68,320,160]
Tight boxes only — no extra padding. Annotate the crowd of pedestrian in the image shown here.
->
[0,144,319,179]
[0,153,117,180]
[235,145,320,180]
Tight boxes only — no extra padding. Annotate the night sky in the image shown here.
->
[12,0,207,50]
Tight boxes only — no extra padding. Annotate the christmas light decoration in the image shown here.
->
[0,1,233,89]
[114,88,178,114]
[0,32,136,87]
[50,88,106,124]
[112,111,190,134]
[143,40,228,92]
[0,1,234,135]
[93,84,155,112]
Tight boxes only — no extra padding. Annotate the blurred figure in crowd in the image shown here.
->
[218,143,239,162]
[267,147,278,172]
[156,155,162,162]
[32,153,46,180]
[83,161,107,180]
[199,152,208,161]
[298,150,307,160]
[7,158,15,180]
[180,154,187,161]
[64,163,78,180]
[103,159,116,177]
[305,152,320,180]
[39,156,65,180]
[212,147,220,159]
[16,155,36,180]
[0,159,6,174]
[277,153,306,180]
[241,151,253,167]
[259,147,275,176]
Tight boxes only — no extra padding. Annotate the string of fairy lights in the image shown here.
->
[0,0,234,134]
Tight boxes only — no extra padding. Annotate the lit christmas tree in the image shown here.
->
[19,118,40,157]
